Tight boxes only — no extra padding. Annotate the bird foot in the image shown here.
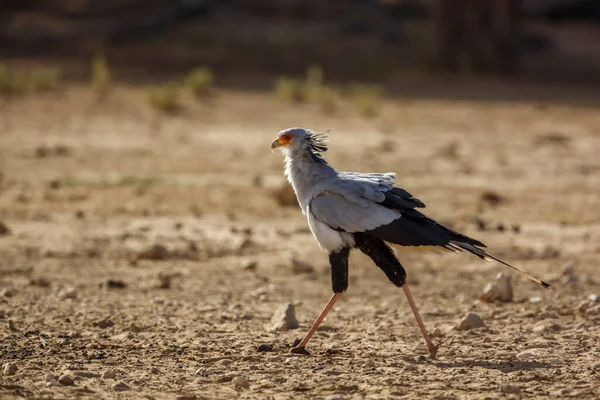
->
[428,343,439,360]
[290,346,310,355]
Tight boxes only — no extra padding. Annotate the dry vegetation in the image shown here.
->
[0,80,599,399]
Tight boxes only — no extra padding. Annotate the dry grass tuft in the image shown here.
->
[185,67,213,98]
[91,54,111,99]
[147,85,181,113]
[0,66,62,96]
[349,84,383,118]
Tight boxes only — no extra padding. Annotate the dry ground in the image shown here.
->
[0,85,599,399]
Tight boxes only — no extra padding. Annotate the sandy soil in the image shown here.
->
[1,86,599,399]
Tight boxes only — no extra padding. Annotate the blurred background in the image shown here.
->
[1,1,599,399]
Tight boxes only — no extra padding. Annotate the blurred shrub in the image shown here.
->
[0,66,62,95]
[349,84,383,118]
[317,86,339,115]
[91,54,111,99]
[274,77,307,103]
[185,67,213,98]
[147,85,181,113]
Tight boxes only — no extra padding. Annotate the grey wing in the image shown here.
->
[309,193,401,233]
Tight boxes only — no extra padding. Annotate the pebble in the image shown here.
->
[529,296,543,303]
[155,272,172,289]
[365,358,376,368]
[58,374,75,386]
[101,370,117,379]
[516,350,538,360]
[112,382,131,391]
[257,343,274,352]
[44,373,58,382]
[561,264,578,283]
[456,313,485,331]
[58,287,77,300]
[500,384,521,394]
[128,322,142,333]
[0,288,15,298]
[3,362,17,376]
[291,258,315,274]
[232,376,250,389]
[480,272,513,302]
[137,244,170,261]
[241,259,258,271]
[269,303,299,331]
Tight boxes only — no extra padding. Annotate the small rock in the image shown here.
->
[105,280,127,289]
[241,259,258,271]
[58,287,77,300]
[532,323,560,333]
[93,318,114,329]
[270,303,299,331]
[588,294,599,303]
[44,373,58,382]
[58,374,75,386]
[30,277,51,287]
[365,358,376,368]
[516,350,538,360]
[0,288,15,298]
[529,296,543,303]
[561,264,578,283]
[112,382,131,391]
[3,363,17,376]
[586,304,600,315]
[128,322,142,333]
[136,244,170,261]
[456,313,485,331]
[257,343,274,352]
[480,272,513,302]
[232,376,250,389]
[500,384,521,394]
[291,258,315,274]
[0,221,11,236]
[101,370,117,379]
[155,272,172,289]
[577,300,593,313]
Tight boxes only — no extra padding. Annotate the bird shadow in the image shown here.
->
[433,359,553,373]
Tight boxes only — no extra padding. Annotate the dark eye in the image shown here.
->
[284,135,291,141]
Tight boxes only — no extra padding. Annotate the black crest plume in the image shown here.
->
[307,130,330,163]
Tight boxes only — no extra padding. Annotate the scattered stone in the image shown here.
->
[291,258,315,274]
[365,358,376,368]
[456,313,485,331]
[500,384,521,394]
[516,350,538,360]
[105,280,127,289]
[586,304,600,315]
[3,362,17,376]
[112,382,131,391]
[0,221,11,236]
[532,323,560,333]
[93,318,114,329]
[128,322,142,333]
[44,373,58,382]
[480,190,505,207]
[0,288,15,298]
[270,303,299,331]
[155,272,172,289]
[241,259,258,271]
[232,376,250,389]
[480,272,513,303]
[257,343,274,352]
[577,301,592,313]
[58,287,77,300]
[30,277,51,287]
[58,374,75,386]
[561,264,578,283]
[136,244,170,261]
[101,370,117,379]
[529,296,543,303]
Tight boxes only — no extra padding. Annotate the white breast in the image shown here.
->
[307,204,355,253]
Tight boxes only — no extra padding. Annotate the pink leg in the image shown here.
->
[291,293,341,353]
[402,283,438,359]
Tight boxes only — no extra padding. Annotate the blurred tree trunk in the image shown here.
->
[435,0,521,75]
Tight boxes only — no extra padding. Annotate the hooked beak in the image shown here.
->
[270,139,281,150]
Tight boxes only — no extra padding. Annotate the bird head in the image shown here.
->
[271,128,329,160]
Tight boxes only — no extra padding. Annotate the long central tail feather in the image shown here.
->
[450,241,550,288]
